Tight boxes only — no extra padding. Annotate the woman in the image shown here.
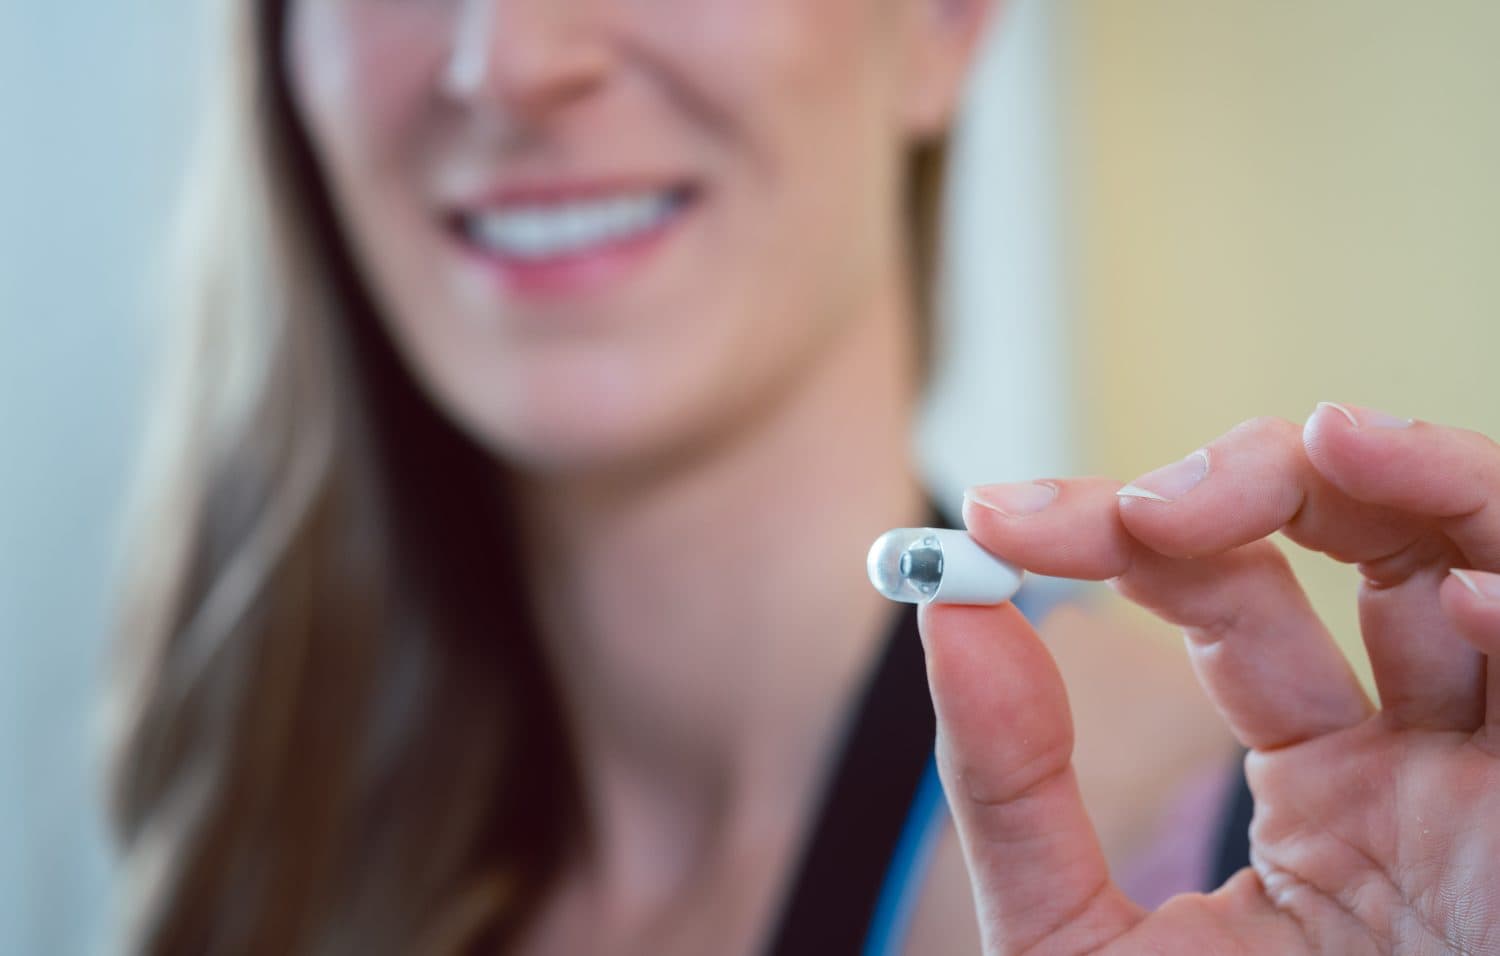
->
[110,0,1500,953]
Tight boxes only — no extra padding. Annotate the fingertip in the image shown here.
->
[1115,417,1305,561]
[1302,406,1500,538]
[917,601,1075,792]
[1443,568,1500,654]
[1303,402,1415,474]
[1313,401,1361,430]
[963,481,1059,520]
[1449,568,1493,599]
[1302,402,1357,473]
[962,477,1134,580]
[1305,402,1413,437]
[960,490,1009,545]
[917,600,1034,670]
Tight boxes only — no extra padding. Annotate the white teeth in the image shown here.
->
[465,191,680,260]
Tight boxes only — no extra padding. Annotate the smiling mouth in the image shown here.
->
[451,185,698,264]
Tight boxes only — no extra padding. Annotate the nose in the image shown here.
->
[441,0,610,119]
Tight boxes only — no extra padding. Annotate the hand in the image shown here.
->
[922,404,1500,955]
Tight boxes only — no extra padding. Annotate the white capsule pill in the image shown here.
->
[866,528,1024,606]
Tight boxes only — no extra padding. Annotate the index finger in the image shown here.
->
[1111,405,1498,730]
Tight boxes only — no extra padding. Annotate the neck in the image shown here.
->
[513,286,926,910]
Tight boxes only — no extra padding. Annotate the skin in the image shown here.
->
[285,0,963,474]
[286,1,1018,950]
[945,404,1500,953]
[284,0,1500,953]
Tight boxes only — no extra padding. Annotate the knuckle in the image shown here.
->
[944,736,1073,810]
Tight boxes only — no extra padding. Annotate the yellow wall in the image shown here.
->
[1060,1,1500,680]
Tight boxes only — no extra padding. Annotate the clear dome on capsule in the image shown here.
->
[866,528,947,604]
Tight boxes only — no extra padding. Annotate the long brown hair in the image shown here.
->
[107,0,951,951]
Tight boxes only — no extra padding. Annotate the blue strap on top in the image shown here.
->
[858,753,947,956]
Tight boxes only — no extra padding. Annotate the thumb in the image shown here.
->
[919,602,1144,955]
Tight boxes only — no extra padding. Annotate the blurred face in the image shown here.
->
[287,0,985,473]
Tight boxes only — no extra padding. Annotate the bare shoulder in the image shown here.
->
[902,818,982,955]
[1039,595,1237,866]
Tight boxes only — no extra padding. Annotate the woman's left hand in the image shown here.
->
[921,403,1500,955]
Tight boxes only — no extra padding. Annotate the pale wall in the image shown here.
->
[1062,1,1500,675]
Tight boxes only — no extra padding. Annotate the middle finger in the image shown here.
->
[1114,414,1483,730]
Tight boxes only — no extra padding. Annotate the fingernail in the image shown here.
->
[1451,568,1500,600]
[1118,450,1210,503]
[1316,401,1413,430]
[1316,402,1360,428]
[1361,406,1415,429]
[965,481,1058,517]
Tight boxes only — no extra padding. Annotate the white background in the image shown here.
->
[0,2,1066,951]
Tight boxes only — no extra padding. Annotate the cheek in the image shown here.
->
[660,1,905,336]
[286,0,449,207]
[288,1,470,394]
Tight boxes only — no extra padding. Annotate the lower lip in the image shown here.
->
[454,197,693,301]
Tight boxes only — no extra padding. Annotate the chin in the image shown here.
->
[426,327,763,480]
[493,422,659,477]
[472,383,701,480]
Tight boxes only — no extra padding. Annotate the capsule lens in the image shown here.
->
[866,529,947,604]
